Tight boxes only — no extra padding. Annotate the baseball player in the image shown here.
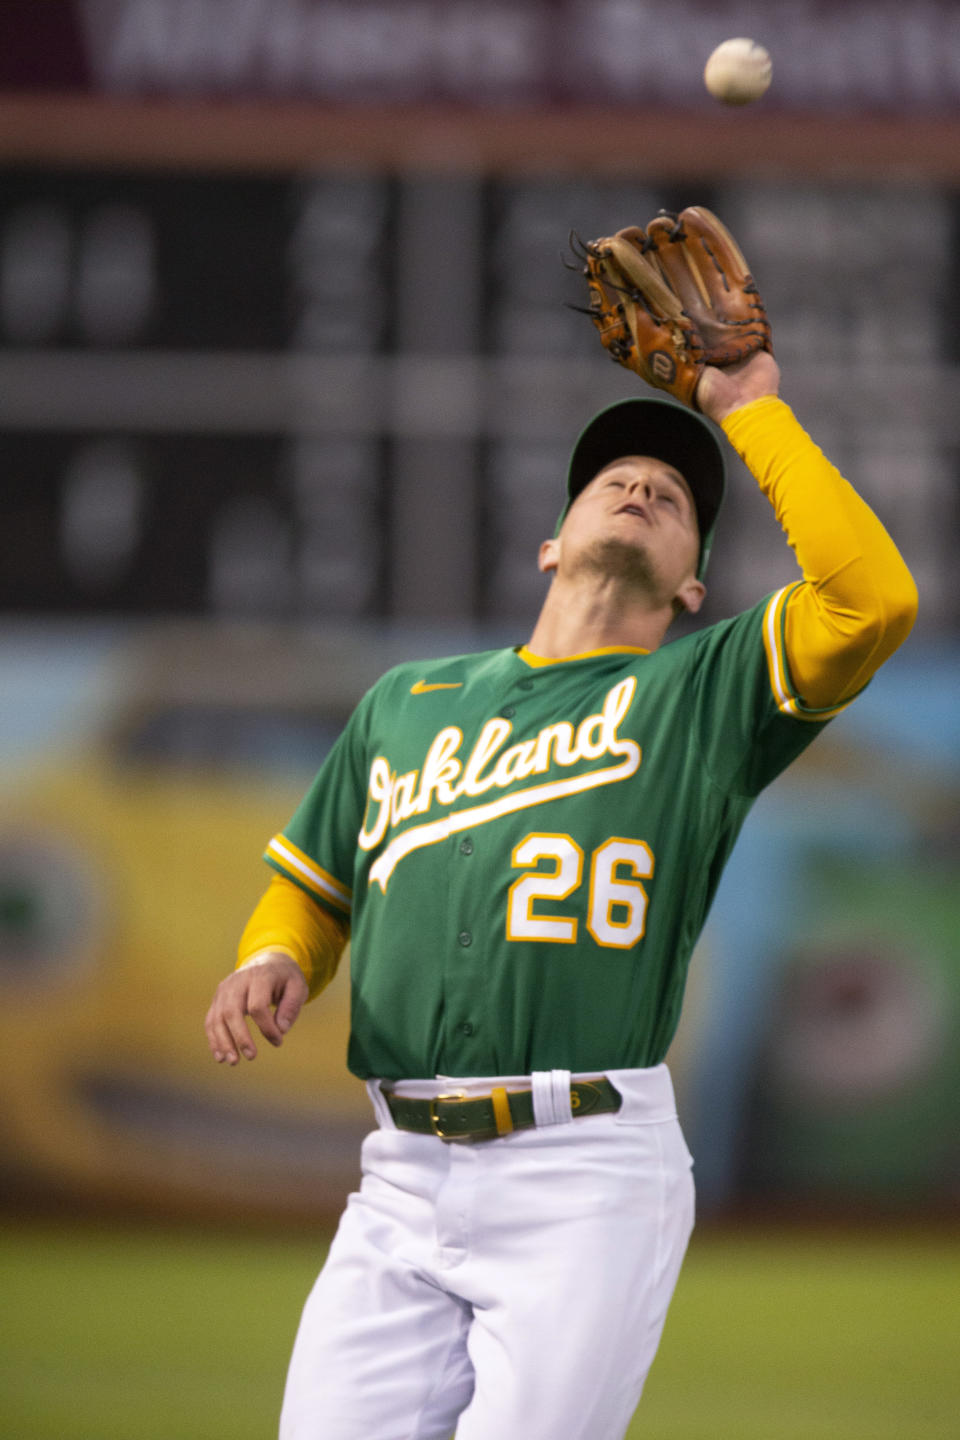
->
[204,208,917,1440]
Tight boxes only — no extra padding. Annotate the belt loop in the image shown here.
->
[491,1086,514,1136]
[366,1079,397,1129]
[531,1069,573,1127]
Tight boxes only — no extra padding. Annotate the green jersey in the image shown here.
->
[265,583,836,1080]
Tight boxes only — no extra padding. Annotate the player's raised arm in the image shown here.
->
[573,207,918,712]
[204,874,349,1065]
[706,370,918,712]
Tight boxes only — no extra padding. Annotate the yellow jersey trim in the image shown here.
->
[517,643,649,668]
[264,834,353,913]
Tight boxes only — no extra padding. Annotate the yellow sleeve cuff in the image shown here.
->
[719,393,787,438]
[237,874,349,1001]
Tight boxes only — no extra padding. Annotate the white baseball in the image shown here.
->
[703,38,772,106]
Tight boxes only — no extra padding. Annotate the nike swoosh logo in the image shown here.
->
[410,680,464,694]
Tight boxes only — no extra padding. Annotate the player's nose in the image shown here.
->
[627,475,655,501]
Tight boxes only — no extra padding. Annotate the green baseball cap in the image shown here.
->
[556,398,726,580]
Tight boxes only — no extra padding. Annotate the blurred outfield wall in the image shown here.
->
[0,623,957,1222]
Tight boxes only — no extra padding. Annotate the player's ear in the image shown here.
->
[675,576,706,615]
[538,538,560,575]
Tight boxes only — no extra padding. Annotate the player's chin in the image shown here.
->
[582,535,659,586]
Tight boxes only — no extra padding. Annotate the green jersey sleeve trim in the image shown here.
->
[763,583,860,722]
[263,833,353,915]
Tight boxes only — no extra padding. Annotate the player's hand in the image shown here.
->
[695,350,781,424]
[204,953,309,1065]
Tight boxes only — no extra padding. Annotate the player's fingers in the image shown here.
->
[204,994,238,1063]
[206,976,258,1064]
[274,969,309,1037]
[246,970,287,1048]
[221,986,259,1061]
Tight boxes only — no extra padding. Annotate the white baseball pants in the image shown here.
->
[279,1064,694,1440]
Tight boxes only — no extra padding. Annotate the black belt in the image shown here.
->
[384,1078,622,1142]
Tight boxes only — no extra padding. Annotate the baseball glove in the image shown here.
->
[572,206,772,408]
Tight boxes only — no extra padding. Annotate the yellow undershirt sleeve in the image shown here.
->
[721,396,918,712]
[236,873,349,1001]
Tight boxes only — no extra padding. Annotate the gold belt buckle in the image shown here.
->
[429,1090,469,1140]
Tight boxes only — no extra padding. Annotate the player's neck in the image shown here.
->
[527,579,676,658]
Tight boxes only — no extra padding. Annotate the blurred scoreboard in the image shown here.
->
[0,168,394,616]
[0,162,673,623]
[1,161,957,627]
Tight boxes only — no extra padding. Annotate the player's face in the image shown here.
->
[543,455,704,610]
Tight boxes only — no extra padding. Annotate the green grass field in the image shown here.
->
[1,1220,957,1439]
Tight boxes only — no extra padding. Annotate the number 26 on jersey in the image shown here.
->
[507,832,653,949]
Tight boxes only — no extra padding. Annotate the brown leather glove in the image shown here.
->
[575,206,772,408]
